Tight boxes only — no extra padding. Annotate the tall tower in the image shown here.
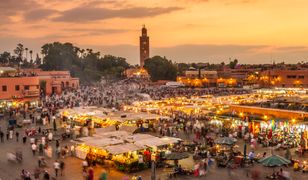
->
[139,25,149,67]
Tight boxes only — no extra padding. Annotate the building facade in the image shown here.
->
[139,25,149,67]
[37,71,79,95]
[260,69,308,88]
[0,68,80,101]
[0,76,40,100]
[22,69,79,95]
[124,68,150,79]
[0,67,40,109]
[177,68,218,87]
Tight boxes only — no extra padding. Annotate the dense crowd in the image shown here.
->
[3,78,298,180]
[141,87,250,100]
[41,78,149,111]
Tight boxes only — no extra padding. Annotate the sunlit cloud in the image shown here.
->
[52,6,183,22]
[0,0,308,64]
[24,9,58,21]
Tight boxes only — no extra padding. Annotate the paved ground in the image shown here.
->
[1,114,308,180]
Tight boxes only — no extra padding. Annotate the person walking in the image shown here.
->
[32,143,37,156]
[9,129,13,139]
[248,151,255,165]
[39,143,44,155]
[60,160,65,176]
[15,131,19,142]
[0,131,4,142]
[82,169,88,180]
[6,131,9,140]
[23,135,27,144]
[34,167,40,180]
[99,169,107,180]
[56,140,59,148]
[70,145,75,156]
[43,170,50,180]
[88,166,94,180]
[54,160,60,177]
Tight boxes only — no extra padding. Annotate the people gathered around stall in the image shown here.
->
[1,78,307,180]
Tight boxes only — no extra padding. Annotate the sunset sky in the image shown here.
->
[0,0,307,64]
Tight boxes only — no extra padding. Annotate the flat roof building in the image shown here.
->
[260,69,308,88]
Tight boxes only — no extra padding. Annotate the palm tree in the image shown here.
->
[35,53,41,66]
[14,43,24,67]
[29,50,33,64]
[25,48,28,62]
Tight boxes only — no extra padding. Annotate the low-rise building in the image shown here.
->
[260,69,308,88]
[22,69,79,95]
[0,67,40,108]
[177,68,218,87]
[124,68,150,79]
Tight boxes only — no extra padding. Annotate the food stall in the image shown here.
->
[74,131,182,172]
[60,107,118,128]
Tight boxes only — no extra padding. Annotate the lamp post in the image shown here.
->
[151,160,156,180]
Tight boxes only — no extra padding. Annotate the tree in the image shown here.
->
[229,59,239,69]
[29,50,33,64]
[144,56,178,81]
[0,51,11,64]
[13,43,24,66]
[35,54,41,66]
[40,42,130,83]
[25,47,29,62]
[177,63,190,76]
[41,42,79,70]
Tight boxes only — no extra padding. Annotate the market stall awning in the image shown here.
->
[214,137,237,145]
[119,126,138,134]
[125,133,155,142]
[160,136,182,144]
[135,136,180,147]
[105,143,145,155]
[95,130,129,137]
[164,152,189,160]
[79,136,124,147]
[258,154,291,167]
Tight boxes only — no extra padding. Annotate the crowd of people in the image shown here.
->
[141,87,250,100]
[0,77,300,180]
[41,78,149,111]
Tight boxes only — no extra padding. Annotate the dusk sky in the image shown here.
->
[0,0,308,64]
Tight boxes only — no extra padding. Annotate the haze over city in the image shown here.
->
[1,0,308,64]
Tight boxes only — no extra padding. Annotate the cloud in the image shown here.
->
[24,8,58,21]
[224,0,258,5]
[1,37,307,64]
[62,28,133,36]
[0,0,38,14]
[151,44,308,64]
[274,46,308,52]
[0,0,39,23]
[84,0,122,7]
[81,44,308,65]
[52,6,183,22]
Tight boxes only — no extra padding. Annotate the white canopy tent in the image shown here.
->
[105,143,145,155]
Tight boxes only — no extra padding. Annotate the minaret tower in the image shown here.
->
[139,25,149,67]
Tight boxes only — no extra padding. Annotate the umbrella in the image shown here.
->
[164,152,189,160]
[214,137,237,145]
[258,154,291,167]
